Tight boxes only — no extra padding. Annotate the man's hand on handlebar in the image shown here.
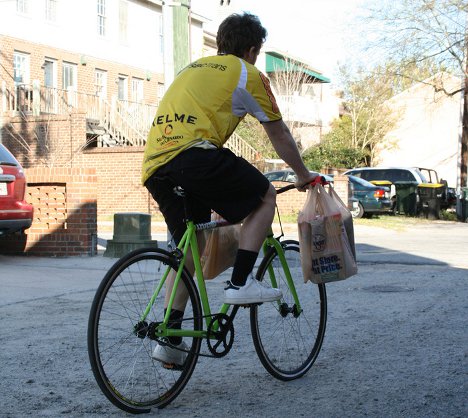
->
[295,172,320,192]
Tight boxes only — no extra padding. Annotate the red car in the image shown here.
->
[0,144,33,235]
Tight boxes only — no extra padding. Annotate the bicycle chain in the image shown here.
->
[152,312,235,359]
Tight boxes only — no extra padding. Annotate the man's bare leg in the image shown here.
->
[238,183,276,251]
[229,184,276,287]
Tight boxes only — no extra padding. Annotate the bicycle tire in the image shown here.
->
[250,240,327,380]
[87,248,202,413]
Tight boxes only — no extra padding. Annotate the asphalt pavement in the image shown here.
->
[0,220,467,417]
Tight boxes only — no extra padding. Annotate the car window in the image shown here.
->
[349,176,375,188]
[346,170,360,178]
[285,173,297,182]
[415,169,429,183]
[264,171,284,181]
[389,169,418,182]
[359,170,385,181]
[0,145,19,166]
[352,168,420,183]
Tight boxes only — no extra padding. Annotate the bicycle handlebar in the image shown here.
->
[276,175,329,195]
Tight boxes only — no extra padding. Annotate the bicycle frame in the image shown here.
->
[139,219,302,340]
[262,232,303,314]
[139,218,232,340]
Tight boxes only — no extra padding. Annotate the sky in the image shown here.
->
[191,0,368,82]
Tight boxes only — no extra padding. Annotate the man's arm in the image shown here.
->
[262,119,318,189]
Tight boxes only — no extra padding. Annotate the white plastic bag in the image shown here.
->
[298,184,357,284]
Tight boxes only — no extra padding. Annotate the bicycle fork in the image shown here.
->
[262,236,303,316]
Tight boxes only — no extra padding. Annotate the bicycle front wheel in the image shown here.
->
[88,248,202,414]
[251,240,327,380]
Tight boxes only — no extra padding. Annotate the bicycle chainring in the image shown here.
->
[206,313,234,357]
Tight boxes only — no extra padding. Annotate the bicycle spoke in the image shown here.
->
[88,249,202,413]
[251,241,327,380]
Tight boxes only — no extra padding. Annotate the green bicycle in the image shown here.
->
[87,182,327,414]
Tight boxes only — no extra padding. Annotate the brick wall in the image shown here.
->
[2,111,87,168]
[274,181,308,214]
[0,168,98,256]
[80,147,157,216]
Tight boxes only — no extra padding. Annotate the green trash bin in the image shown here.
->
[394,181,418,216]
[457,187,468,222]
[418,183,444,220]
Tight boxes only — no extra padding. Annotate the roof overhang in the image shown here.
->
[265,51,330,83]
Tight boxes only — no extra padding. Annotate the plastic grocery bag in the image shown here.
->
[298,184,357,284]
[201,212,240,280]
[328,185,356,260]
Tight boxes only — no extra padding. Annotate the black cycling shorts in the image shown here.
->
[145,147,270,244]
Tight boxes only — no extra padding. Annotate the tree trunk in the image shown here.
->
[461,68,468,188]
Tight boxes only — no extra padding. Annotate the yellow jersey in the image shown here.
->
[141,54,282,184]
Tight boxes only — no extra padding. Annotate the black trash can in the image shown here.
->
[395,181,418,216]
[456,187,468,222]
[418,183,444,220]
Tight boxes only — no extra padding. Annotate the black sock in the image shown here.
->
[165,308,183,345]
[230,249,258,287]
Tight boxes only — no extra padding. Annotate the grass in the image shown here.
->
[99,210,458,233]
[275,210,459,232]
[352,215,430,231]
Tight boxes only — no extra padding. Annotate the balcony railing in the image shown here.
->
[1,79,157,146]
[1,79,261,161]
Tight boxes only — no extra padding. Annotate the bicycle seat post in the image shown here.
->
[173,186,193,224]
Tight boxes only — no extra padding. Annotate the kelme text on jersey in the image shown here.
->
[153,113,198,126]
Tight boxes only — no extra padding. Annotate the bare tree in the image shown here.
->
[5,111,94,168]
[360,0,468,185]
[269,56,325,151]
[338,65,399,166]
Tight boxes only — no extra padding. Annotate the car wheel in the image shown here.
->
[350,202,364,219]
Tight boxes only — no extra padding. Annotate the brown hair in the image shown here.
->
[216,12,267,57]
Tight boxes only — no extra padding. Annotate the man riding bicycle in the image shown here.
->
[142,12,317,365]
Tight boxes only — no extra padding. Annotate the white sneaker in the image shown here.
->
[224,274,283,305]
[152,340,188,367]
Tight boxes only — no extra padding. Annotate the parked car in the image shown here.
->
[264,169,333,184]
[264,169,392,218]
[329,174,392,218]
[0,144,34,235]
[344,166,454,211]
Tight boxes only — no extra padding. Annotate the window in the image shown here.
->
[45,0,58,22]
[43,59,56,88]
[97,0,106,37]
[95,70,107,98]
[62,62,77,91]
[43,59,57,113]
[13,52,30,85]
[117,75,128,101]
[131,78,143,103]
[16,0,29,14]
[119,0,128,43]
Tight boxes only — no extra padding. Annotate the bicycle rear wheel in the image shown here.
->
[251,240,327,380]
[88,248,202,413]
